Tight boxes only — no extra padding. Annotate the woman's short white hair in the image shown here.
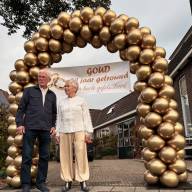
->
[65,79,79,92]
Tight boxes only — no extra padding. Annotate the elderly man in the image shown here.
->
[16,69,57,192]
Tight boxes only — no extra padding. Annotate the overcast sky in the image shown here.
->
[0,0,191,109]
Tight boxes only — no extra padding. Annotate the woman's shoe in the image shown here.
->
[61,181,72,192]
[80,181,89,192]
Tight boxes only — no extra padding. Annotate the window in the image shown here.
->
[179,76,192,137]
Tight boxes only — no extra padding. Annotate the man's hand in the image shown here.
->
[17,126,25,135]
[50,127,56,137]
[85,134,93,144]
[55,135,60,144]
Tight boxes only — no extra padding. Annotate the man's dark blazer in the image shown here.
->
[16,85,57,131]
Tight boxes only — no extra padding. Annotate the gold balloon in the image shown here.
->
[57,12,70,28]
[118,14,129,22]
[127,28,142,45]
[136,65,151,81]
[134,81,147,92]
[152,97,169,114]
[160,171,179,187]
[24,40,36,53]
[175,122,184,134]
[159,146,177,163]
[50,18,59,27]
[140,27,151,36]
[125,17,139,32]
[139,124,154,140]
[14,59,28,72]
[145,112,162,128]
[103,10,116,26]
[31,32,40,41]
[148,72,164,89]
[147,135,165,151]
[8,115,15,125]
[141,87,158,103]
[157,122,175,139]
[154,47,166,58]
[148,159,166,176]
[6,176,12,185]
[177,149,185,159]
[29,66,40,80]
[9,104,18,116]
[139,49,155,65]
[8,94,16,104]
[91,35,102,48]
[168,134,185,151]
[95,7,106,17]
[15,92,23,104]
[119,49,127,61]
[80,7,94,24]
[9,70,17,81]
[178,171,188,182]
[24,53,38,67]
[125,45,141,61]
[35,37,49,51]
[16,71,30,85]
[144,160,150,170]
[38,52,51,66]
[144,170,159,184]
[32,157,39,165]
[51,24,63,39]
[14,134,23,147]
[107,41,118,53]
[152,57,168,73]
[142,148,157,161]
[31,165,38,178]
[76,36,87,48]
[63,29,76,44]
[71,10,80,18]
[49,39,62,53]
[159,85,175,99]
[113,34,126,50]
[7,135,15,146]
[62,42,73,53]
[89,15,103,32]
[39,24,51,39]
[69,16,82,33]
[9,81,23,95]
[141,34,156,49]
[50,53,62,63]
[14,155,22,168]
[80,25,92,41]
[10,175,21,188]
[99,26,111,44]
[6,165,18,177]
[5,156,14,166]
[129,62,140,74]
[137,103,151,117]
[169,159,186,174]
[110,18,124,34]
[8,145,19,158]
[169,99,178,110]
[163,109,179,124]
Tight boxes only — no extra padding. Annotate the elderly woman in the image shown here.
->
[56,79,93,192]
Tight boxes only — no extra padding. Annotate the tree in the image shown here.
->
[0,0,111,39]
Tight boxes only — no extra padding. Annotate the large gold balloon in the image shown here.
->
[152,97,169,114]
[62,42,73,53]
[145,112,162,128]
[35,37,49,52]
[159,85,175,99]
[178,171,188,182]
[144,170,159,184]
[127,28,142,45]
[29,66,40,80]
[174,122,184,134]
[147,135,165,151]
[163,109,179,124]
[24,41,36,53]
[8,94,16,104]
[5,156,14,166]
[16,71,30,85]
[31,165,38,178]
[125,45,140,61]
[31,32,40,41]
[130,62,140,74]
[69,16,82,33]
[9,81,23,95]
[80,7,94,24]
[14,155,22,168]
[107,41,118,53]
[141,34,156,49]
[8,145,19,158]
[139,124,154,140]
[134,81,147,92]
[168,134,185,151]
[7,115,15,124]
[99,26,111,43]
[140,27,151,36]
[103,10,116,26]
[71,10,81,18]
[15,92,23,104]
[139,49,155,65]
[7,135,15,146]
[14,59,28,72]
[152,57,168,73]
[154,47,166,58]
[118,14,129,22]
[80,25,92,41]
[148,159,166,176]
[160,171,179,187]
[38,52,51,66]
[164,75,173,85]
[136,65,151,81]
[137,103,151,117]
[14,134,23,147]
[141,87,158,103]
[110,18,124,34]
[113,34,126,50]
[157,122,175,139]
[177,149,185,159]
[10,175,21,188]
[50,53,62,63]
[119,49,127,61]
[63,29,76,44]
[89,15,103,32]
[95,7,106,17]
[142,148,156,161]
[76,36,87,48]
[169,159,186,174]
[49,39,62,53]
[91,35,102,49]
[8,124,17,136]
[159,146,176,163]
[6,165,18,177]
[6,176,12,185]
[9,104,18,116]
[125,17,139,32]
[9,70,17,81]
[50,18,59,27]
[24,53,38,67]
[51,24,63,39]
[169,99,178,110]
[148,72,164,89]
[39,24,51,39]
[57,12,70,28]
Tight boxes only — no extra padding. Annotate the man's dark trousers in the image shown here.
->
[21,129,51,185]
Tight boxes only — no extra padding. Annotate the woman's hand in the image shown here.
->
[55,135,60,144]
[85,134,93,144]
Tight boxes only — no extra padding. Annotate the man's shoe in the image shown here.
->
[61,181,72,192]
[80,181,89,192]
[21,184,31,192]
[36,183,49,192]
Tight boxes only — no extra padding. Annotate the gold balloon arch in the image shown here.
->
[7,7,187,188]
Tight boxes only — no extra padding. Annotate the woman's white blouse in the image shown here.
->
[56,96,93,135]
